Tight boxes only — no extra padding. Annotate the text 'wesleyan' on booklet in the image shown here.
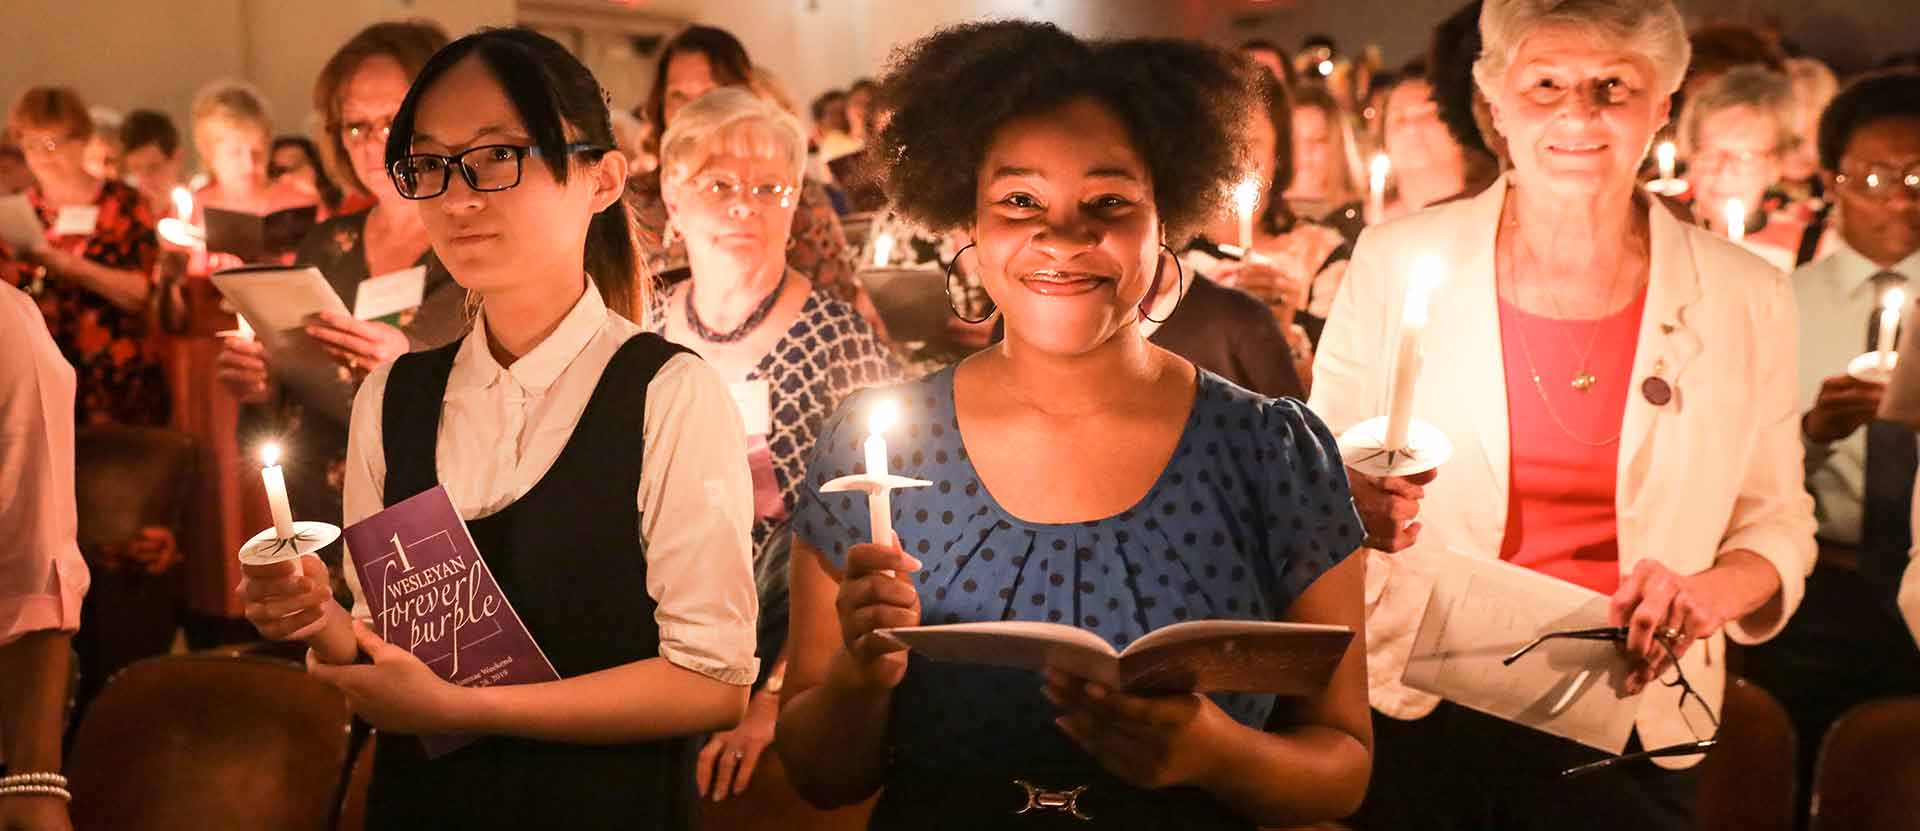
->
[878,620,1352,697]
[342,485,558,757]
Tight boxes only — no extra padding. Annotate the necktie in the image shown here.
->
[1862,270,1916,610]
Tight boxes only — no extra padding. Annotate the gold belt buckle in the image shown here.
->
[1013,779,1092,821]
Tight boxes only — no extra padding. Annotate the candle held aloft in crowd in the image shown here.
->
[259,442,295,540]
[1384,257,1445,451]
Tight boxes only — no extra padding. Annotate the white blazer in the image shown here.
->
[1308,176,1816,767]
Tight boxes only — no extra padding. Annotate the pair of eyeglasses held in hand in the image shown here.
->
[1503,625,1719,778]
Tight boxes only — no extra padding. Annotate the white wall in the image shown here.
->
[591,0,1229,115]
[0,0,513,169]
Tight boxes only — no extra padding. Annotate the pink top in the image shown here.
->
[1496,287,1648,596]
[0,283,89,645]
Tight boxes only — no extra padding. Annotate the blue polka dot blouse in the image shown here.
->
[793,365,1364,775]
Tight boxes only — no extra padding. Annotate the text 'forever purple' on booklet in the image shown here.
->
[342,485,558,757]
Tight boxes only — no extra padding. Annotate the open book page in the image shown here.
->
[204,204,318,262]
[880,621,1124,686]
[1120,620,1351,696]
[1403,547,1639,754]
[0,194,41,249]
[209,266,350,361]
[880,619,1353,695]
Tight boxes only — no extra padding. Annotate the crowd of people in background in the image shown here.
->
[5,0,1920,828]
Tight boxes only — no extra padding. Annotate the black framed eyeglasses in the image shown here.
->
[1503,626,1719,778]
[1835,161,1920,201]
[387,142,606,200]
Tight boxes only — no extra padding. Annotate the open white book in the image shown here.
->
[878,620,1352,696]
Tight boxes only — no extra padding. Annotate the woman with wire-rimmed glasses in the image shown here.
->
[1310,0,1816,827]
[235,28,760,828]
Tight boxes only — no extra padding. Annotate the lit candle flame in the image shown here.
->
[259,441,281,467]
[171,186,193,219]
[869,399,898,435]
[1724,198,1746,243]
[1405,256,1445,327]
[1318,60,1334,77]
[1370,153,1392,183]
[1233,177,1262,214]
[1887,287,1907,315]
[1656,141,1676,180]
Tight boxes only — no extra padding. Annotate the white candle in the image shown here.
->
[1879,287,1905,368]
[1656,141,1676,182]
[259,442,295,540]
[871,231,895,268]
[1233,177,1262,252]
[1368,153,1391,225]
[1384,257,1444,451]
[864,400,898,545]
[1724,198,1746,244]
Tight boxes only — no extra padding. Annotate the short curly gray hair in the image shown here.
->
[658,87,807,188]
[1473,0,1691,102]
[1676,65,1798,157]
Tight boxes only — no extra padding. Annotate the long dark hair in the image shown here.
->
[386,27,646,320]
[1251,68,1298,236]
[271,134,345,209]
[643,25,754,133]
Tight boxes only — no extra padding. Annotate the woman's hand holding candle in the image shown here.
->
[833,540,922,691]
[238,554,337,641]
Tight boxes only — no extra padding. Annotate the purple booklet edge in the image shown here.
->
[343,485,560,757]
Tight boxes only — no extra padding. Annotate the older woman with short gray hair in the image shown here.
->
[1312,0,1815,826]
[648,86,899,802]
[1679,65,1810,269]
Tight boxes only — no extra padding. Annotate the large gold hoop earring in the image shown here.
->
[944,242,995,324]
[1139,244,1184,324]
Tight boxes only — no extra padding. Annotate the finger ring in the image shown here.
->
[731,750,745,760]
[1657,626,1684,642]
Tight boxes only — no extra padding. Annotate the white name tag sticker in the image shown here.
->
[727,380,773,436]
[53,205,99,237]
[353,265,428,323]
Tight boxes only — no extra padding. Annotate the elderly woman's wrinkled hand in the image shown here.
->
[1608,559,1747,694]
[1348,467,1437,552]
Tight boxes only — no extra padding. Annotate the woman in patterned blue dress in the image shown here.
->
[648,87,899,800]
[776,22,1372,830]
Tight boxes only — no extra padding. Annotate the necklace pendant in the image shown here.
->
[1571,372,1597,392]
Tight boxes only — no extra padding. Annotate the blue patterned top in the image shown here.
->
[793,366,1364,776]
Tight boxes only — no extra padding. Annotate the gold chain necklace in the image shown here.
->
[1501,211,1634,393]
[1498,216,1629,447]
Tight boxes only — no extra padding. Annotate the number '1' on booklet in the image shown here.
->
[878,620,1352,696]
[343,485,559,757]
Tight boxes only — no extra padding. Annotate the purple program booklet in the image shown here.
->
[342,485,559,757]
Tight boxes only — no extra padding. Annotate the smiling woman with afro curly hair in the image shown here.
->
[774,20,1373,831]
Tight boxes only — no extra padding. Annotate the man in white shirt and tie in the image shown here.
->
[1744,69,1920,817]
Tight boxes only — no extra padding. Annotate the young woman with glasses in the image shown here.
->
[234,28,760,828]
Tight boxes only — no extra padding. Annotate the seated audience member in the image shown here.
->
[1742,67,1920,826]
[632,26,854,295]
[1678,65,1812,271]
[0,86,167,426]
[648,87,900,799]
[119,109,185,215]
[1312,1,1815,826]
[269,135,344,213]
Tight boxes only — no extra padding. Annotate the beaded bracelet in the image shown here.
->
[0,772,67,789]
[0,784,72,801]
